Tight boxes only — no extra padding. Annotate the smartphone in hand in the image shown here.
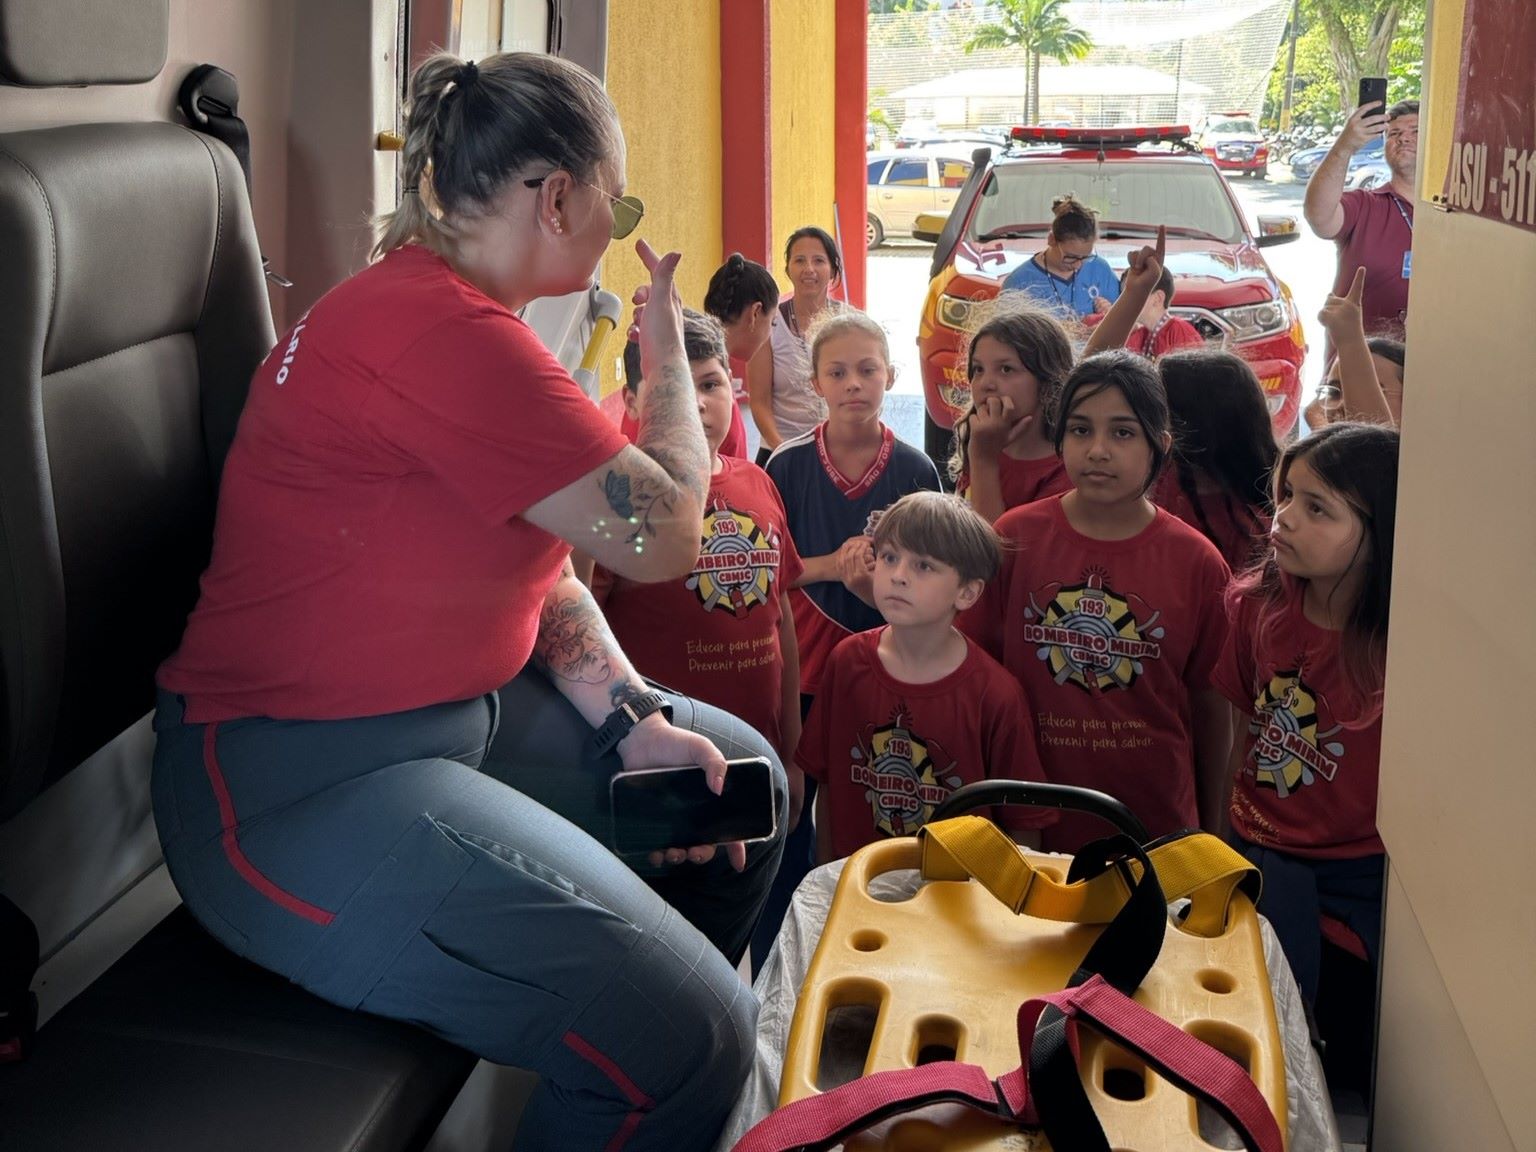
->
[1358,77,1388,114]
[609,758,778,855]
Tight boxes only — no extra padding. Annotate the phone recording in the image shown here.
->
[609,758,778,856]
[1358,76,1388,114]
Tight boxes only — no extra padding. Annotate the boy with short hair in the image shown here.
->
[1115,265,1205,359]
[798,491,1051,862]
[595,310,803,810]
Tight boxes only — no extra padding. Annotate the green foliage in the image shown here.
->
[961,0,1092,122]
[1264,0,1422,128]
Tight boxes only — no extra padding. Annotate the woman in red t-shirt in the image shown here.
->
[151,51,783,1152]
[1153,349,1278,572]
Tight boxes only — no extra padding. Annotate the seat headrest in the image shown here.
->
[0,0,168,87]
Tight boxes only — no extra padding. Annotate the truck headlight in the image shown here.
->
[937,293,976,331]
[1216,299,1289,342]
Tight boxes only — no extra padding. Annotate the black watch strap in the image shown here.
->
[589,690,673,756]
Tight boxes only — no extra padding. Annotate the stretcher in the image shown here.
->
[718,783,1342,1152]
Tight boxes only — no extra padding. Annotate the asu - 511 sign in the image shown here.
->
[1440,0,1536,232]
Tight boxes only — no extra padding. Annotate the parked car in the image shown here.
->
[1290,134,1382,183]
[1346,156,1393,190]
[866,146,983,247]
[1192,113,1270,179]
[909,126,1307,461]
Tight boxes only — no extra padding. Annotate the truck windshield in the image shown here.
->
[970,160,1247,245]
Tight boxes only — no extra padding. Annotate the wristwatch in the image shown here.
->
[588,690,673,756]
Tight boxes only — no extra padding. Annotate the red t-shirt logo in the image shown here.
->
[1248,671,1346,796]
[1021,571,1164,693]
[685,505,781,617]
[848,713,963,838]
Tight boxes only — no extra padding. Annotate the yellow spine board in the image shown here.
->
[780,839,1288,1151]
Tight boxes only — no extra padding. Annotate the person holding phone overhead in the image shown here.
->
[1303,87,1418,351]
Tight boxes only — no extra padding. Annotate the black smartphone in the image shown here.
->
[609,758,777,855]
[1358,77,1388,114]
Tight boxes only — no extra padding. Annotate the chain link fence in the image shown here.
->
[870,0,1290,134]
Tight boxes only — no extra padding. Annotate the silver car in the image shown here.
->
[866,147,981,247]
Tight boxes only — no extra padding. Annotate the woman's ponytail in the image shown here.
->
[372,51,618,260]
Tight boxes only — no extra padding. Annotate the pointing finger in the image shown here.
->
[1347,266,1367,304]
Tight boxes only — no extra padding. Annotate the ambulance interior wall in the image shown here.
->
[1375,1,1536,1146]
[0,0,302,329]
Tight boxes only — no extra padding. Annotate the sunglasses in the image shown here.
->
[1059,250,1094,266]
[524,175,645,240]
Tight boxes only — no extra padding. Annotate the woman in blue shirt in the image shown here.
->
[1002,194,1120,319]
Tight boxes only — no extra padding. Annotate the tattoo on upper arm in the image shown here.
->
[531,595,615,685]
[601,470,678,545]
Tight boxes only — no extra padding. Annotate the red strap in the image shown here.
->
[731,1062,1010,1152]
[730,978,1282,1152]
[1035,978,1283,1152]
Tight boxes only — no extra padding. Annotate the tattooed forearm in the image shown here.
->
[531,591,617,685]
[609,679,653,711]
[634,358,709,505]
[533,573,654,729]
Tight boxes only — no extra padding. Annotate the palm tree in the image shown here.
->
[963,0,1094,126]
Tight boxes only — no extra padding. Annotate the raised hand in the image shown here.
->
[1122,225,1167,300]
[1338,101,1390,152]
[1318,266,1366,335]
[630,238,685,379]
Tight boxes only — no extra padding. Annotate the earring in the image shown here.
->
[551,217,563,233]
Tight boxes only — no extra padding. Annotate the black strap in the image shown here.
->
[0,893,39,1063]
[178,64,251,195]
[177,64,290,288]
[1030,833,1167,1152]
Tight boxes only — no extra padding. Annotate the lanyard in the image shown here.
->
[1388,194,1413,233]
[1139,313,1170,357]
[1037,254,1081,312]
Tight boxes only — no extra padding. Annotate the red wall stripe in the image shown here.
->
[834,0,869,309]
[720,0,774,267]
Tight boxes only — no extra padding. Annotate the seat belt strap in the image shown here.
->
[177,64,292,288]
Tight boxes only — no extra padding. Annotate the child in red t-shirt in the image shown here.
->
[1214,422,1399,1007]
[594,310,804,816]
[799,491,1050,862]
[1116,264,1206,359]
[1152,349,1278,572]
[950,306,1076,525]
[963,349,1232,853]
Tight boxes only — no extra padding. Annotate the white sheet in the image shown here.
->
[717,859,1341,1152]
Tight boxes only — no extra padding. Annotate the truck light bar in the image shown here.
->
[1010,125,1192,147]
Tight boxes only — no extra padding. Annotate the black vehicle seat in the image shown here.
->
[0,5,477,1148]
